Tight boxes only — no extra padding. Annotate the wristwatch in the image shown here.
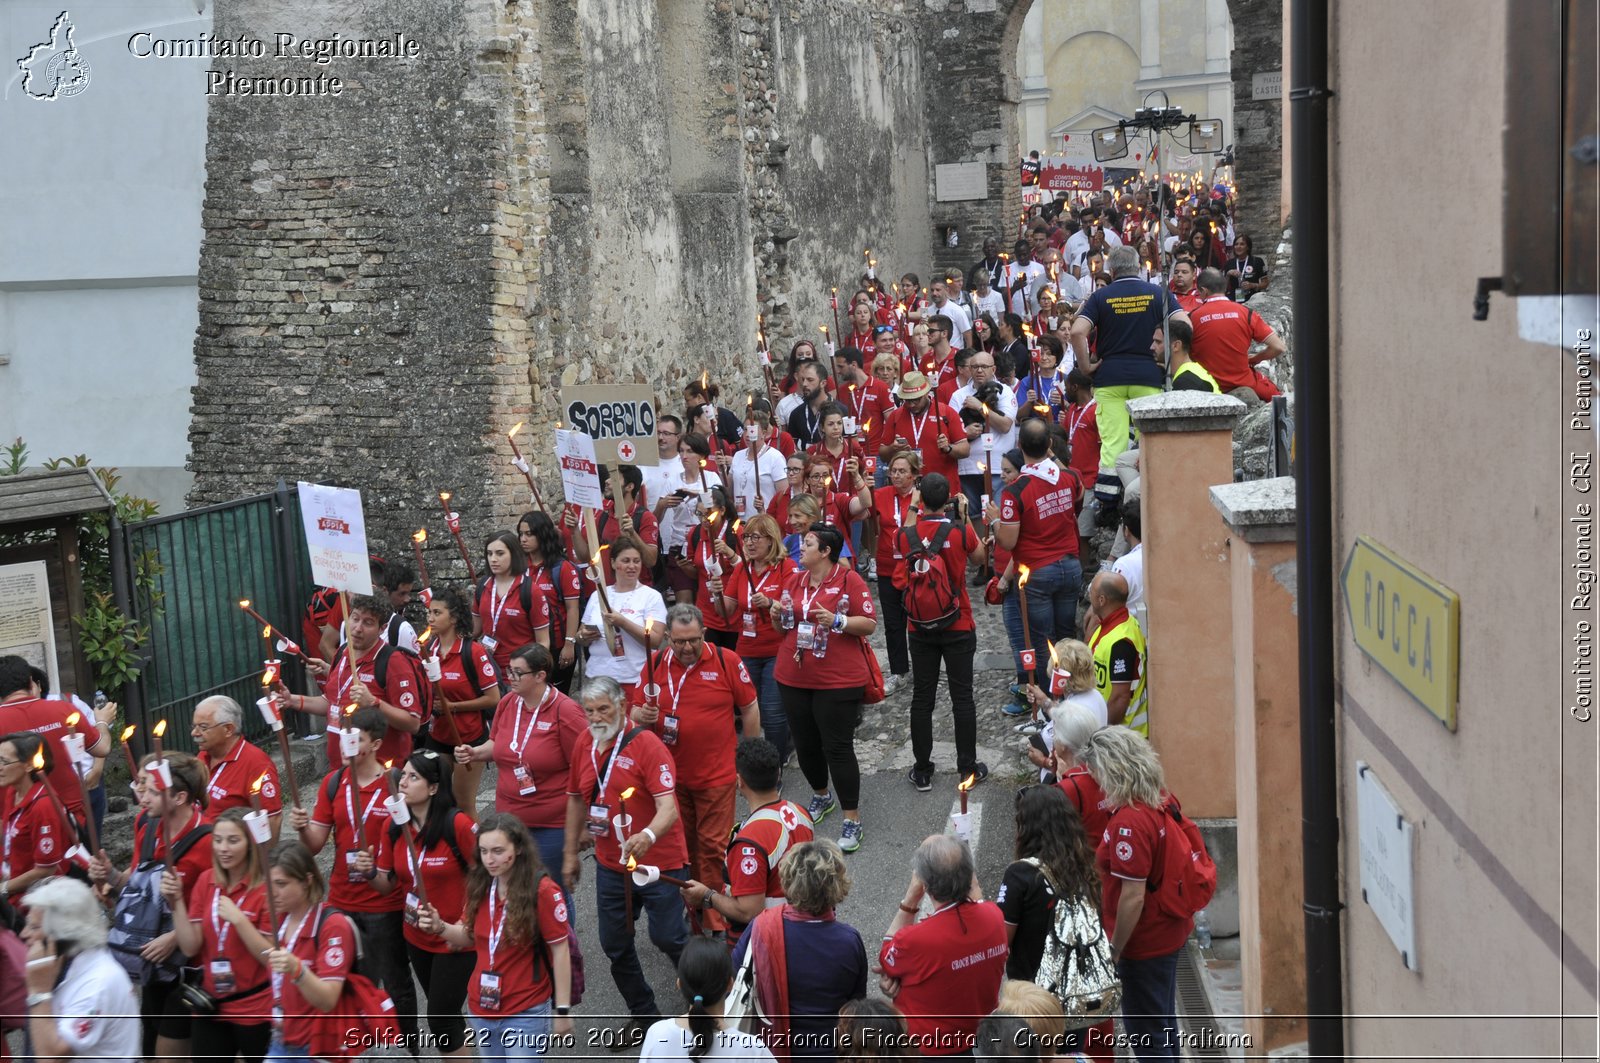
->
[555,1005,572,1016]
[701,891,716,911]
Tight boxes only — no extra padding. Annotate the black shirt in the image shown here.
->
[787,400,825,449]
[997,858,1058,981]
[1228,255,1268,301]
[999,338,1031,383]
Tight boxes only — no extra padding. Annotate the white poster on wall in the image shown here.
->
[296,482,374,595]
[1356,760,1418,970]
[0,561,59,694]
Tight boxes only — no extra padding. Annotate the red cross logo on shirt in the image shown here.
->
[779,804,799,830]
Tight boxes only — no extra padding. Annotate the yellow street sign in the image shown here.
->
[1341,536,1460,730]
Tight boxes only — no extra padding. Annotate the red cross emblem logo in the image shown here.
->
[616,441,637,462]
[779,804,799,830]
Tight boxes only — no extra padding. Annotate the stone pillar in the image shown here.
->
[1210,476,1305,1052]
[1125,393,1246,820]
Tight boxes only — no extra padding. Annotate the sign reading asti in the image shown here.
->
[1341,536,1460,730]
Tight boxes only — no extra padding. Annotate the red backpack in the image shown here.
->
[1151,796,1217,920]
[304,907,404,1058]
[895,521,961,632]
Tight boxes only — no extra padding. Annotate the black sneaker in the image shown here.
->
[907,766,933,792]
[958,762,991,786]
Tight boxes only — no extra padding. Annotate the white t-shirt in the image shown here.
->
[928,299,973,349]
[1113,543,1144,611]
[949,381,1018,477]
[774,392,803,427]
[640,455,686,509]
[730,446,788,518]
[970,288,1005,322]
[581,584,668,684]
[1007,260,1048,318]
[638,1018,778,1063]
[51,947,141,1063]
[659,469,723,552]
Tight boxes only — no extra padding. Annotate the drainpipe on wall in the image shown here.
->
[1289,0,1345,1059]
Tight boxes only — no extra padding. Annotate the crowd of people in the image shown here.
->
[1,177,1259,1063]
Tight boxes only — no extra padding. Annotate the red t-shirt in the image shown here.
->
[200,737,284,822]
[474,574,551,671]
[878,901,1009,1055]
[565,727,689,873]
[773,566,877,690]
[997,462,1081,567]
[725,800,813,901]
[427,637,498,745]
[629,645,756,789]
[893,517,979,632]
[0,696,100,817]
[375,809,479,952]
[723,559,797,658]
[300,588,344,660]
[686,524,740,633]
[884,402,966,483]
[276,905,356,1048]
[1097,802,1192,959]
[839,378,895,452]
[185,869,273,1022]
[1170,286,1203,314]
[808,440,868,490]
[529,560,582,655]
[319,643,424,771]
[467,875,569,1016]
[1061,400,1100,487]
[489,687,585,830]
[1189,295,1274,391]
[2,783,68,880]
[1057,767,1110,844]
[814,490,859,541]
[310,767,402,914]
[871,486,917,581]
[133,809,212,907]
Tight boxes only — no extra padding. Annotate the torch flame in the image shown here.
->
[439,491,452,503]
[251,773,267,796]
[1018,565,1031,587]
[1048,640,1060,668]
[818,325,829,337]
[626,855,638,871]
[416,627,433,645]
[862,420,871,434]
[32,749,45,772]
[153,720,168,739]
[120,725,136,742]
[619,786,637,801]
[509,422,525,438]
[732,520,742,534]
[238,598,251,609]
[700,370,709,390]
[413,528,427,544]
[261,667,276,687]
[958,774,977,793]
[66,711,80,727]
[344,703,357,720]
[263,624,272,639]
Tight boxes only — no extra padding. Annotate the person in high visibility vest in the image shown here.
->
[1086,571,1148,736]
[1156,318,1222,394]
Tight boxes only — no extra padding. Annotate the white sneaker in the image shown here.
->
[868,558,879,581]
[882,673,904,698]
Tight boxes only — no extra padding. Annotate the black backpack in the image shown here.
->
[371,641,434,732]
[897,521,961,631]
[107,814,213,985]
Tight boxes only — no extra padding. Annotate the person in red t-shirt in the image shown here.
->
[193,695,283,836]
[421,586,502,814]
[289,708,419,1048]
[879,835,1009,1056]
[0,656,107,820]
[419,813,576,1045]
[832,346,895,458]
[844,299,877,355]
[1,732,73,900]
[893,474,987,793]
[883,372,969,485]
[258,843,360,1058]
[459,643,584,888]
[681,488,742,650]
[764,452,809,533]
[563,677,690,1034]
[628,605,759,935]
[519,511,584,693]
[163,807,275,1062]
[473,533,552,674]
[1079,726,1193,1062]
[1188,269,1287,398]
[273,595,424,771]
[373,750,481,1056]
[714,514,797,763]
[867,450,921,692]
[995,421,1084,686]
[1061,370,1101,499]
[800,453,863,558]
[573,465,662,586]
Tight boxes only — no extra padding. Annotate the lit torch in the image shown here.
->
[248,774,281,935]
[411,529,433,601]
[958,773,977,815]
[438,491,478,580]
[508,422,551,516]
[1016,566,1034,677]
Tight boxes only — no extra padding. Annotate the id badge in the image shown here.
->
[479,635,498,652]
[662,714,680,746]
[344,850,365,883]
[514,765,538,796]
[586,803,610,837]
[209,959,236,996]
[479,970,503,1012]
[404,892,421,926]
[843,416,858,436]
[741,611,758,639]
[796,621,817,650]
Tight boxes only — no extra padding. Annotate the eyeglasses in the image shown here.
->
[741,532,770,540]
[507,669,536,679]
[191,721,225,733]
[0,757,20,768]
[668,636,704,647]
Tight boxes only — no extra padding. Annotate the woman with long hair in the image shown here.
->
[1184,225,1225,272]
[473,531,551,674]
[666,432,726,607]
[1226,233,1269,301]
[418,812,574,1058]
[421,584,500,815]
[1077,727,1190,1062]
[861,450,920,696]
[771,527,877,853]
[578,535,669,690]
[160,807,272,1063]
[373,750,480,1058]
[684,484,743,650]
[638,937,776,1063]
[518,510,582,692]
[801,453,859,555]
[260,842,362,1061]
[715,513,798,762]
[458,643,585,890]
[684,377,745,450]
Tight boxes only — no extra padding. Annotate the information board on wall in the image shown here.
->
[0,561,59,694]
[1356,761,1418,970]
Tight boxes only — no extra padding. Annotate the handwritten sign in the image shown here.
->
[1356,761,1417,970]
[297,482,372,595]
[562,385,658,466]
[556,430,604,509]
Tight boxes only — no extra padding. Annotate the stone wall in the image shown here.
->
[1227,0,1284,245]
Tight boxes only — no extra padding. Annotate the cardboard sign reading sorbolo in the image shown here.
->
[562,385,658,466]
[556,430,604,509]
[297,482,374,595]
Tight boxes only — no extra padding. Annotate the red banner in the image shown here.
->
[1040,159,1104,192]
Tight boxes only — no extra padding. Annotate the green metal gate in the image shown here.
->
[113,483,315,749]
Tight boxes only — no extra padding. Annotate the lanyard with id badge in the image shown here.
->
[658,654,696,747]
[481,574,522,654]
[510,688,555,796]
[480,879,509,1010]
[793,567,843,660]
[271,904,320,1027]
[585,729,635,839]
[742,564,778,641]
[209,888,244,994]
[343,778,385,883]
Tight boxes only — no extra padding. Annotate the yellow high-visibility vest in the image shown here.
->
[1090,610,1149,735]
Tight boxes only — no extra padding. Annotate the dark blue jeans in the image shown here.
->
[594,862,689,1017]
[742,655,788,763]
[1002,554,1082,684]
[1118,947,1182,1061]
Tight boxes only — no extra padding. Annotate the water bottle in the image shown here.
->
[1193,907,1212,949]
[780,589,795,631]
[814,593,846,658]
[93,691,108,710]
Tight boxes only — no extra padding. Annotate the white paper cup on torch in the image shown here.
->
[149,758,174,792]
[423,657,443,683]
[641,684,661,707]
[339,728,361,759]
[61,732,87,767]
[611,813,633,843]
[631,863,662,888]
[257,696,284,732]
[245,809,274,844]
[951,811,972,841]
[385,796,411,825]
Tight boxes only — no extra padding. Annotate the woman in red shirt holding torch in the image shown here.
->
[422,585,501,816]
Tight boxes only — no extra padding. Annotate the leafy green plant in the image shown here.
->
[2,438,26,476]
[78,591,150,695]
